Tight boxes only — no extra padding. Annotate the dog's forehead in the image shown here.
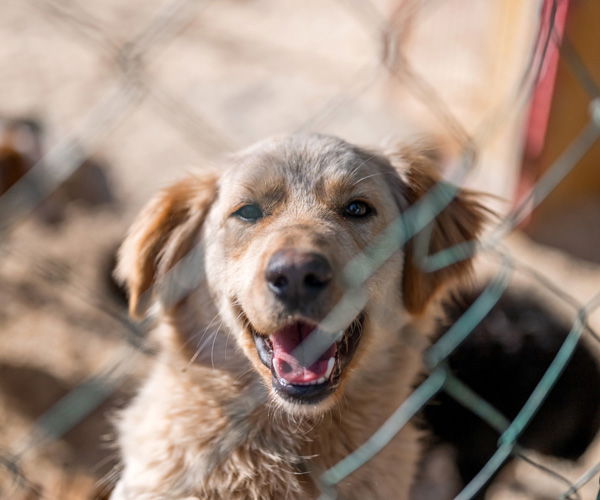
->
[222,134,388,197]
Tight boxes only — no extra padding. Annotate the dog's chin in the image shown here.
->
[240,312,365,411]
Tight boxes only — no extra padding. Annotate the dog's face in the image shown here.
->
[117,134,485,413]
[203,136,406,408]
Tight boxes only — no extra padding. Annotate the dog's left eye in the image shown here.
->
[343,200,373,218]
[233,203,263,222]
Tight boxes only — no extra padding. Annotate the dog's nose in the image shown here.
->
[265,249,332,306]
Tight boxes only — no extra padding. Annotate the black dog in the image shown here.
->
[420,285,600,498]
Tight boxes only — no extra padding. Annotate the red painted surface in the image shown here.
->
[524,0,570,160]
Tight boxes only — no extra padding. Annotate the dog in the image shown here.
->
[0,116,113,227]
[417,283,600,499]
[111,133,486,499]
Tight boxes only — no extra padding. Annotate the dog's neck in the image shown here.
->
[131,318,424,499]
[160,304,427,440]
[163,321,421,458]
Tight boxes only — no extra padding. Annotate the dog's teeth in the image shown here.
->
[325,357,335,379]
[291,377,328,386]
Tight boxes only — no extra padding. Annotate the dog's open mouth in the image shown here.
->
[250,316,364,404]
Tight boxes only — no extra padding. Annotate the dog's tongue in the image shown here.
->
[271,323,336,384]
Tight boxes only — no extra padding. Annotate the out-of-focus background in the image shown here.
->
[0,0,599,499]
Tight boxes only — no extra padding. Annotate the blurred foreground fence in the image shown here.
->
[0,0,599,499]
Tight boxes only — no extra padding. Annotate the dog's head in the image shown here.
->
[117,134,486,412]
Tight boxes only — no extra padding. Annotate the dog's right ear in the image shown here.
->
[116,173,219,319]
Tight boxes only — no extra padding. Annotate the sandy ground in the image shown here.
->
[0,1,598,499]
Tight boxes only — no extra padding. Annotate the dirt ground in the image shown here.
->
[0,1,599,499]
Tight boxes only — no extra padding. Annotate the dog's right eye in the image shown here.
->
[232,203,263,222]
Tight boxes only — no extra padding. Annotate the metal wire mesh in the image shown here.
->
[0,0,598,499]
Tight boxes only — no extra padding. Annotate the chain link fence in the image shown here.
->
[0,0,599,498]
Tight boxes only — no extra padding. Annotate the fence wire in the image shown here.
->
[0,0,599,499]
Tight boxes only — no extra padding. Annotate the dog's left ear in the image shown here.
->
[116,173,219,319]
[391,146,489,315]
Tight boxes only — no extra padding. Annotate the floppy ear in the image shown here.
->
[115,173,219,319]
[394,146,488,315]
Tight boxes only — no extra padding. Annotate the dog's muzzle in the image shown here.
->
[251,316,364,404]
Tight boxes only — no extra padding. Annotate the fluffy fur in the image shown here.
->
[111,133,486,499]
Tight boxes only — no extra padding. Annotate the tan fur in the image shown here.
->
[394,145,489,315]
[116,174,219,319]
[111,134,486,499]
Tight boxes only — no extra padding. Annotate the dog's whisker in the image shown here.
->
[351,172,385,187]
[210,323,219,370]
[186,312,222,366]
